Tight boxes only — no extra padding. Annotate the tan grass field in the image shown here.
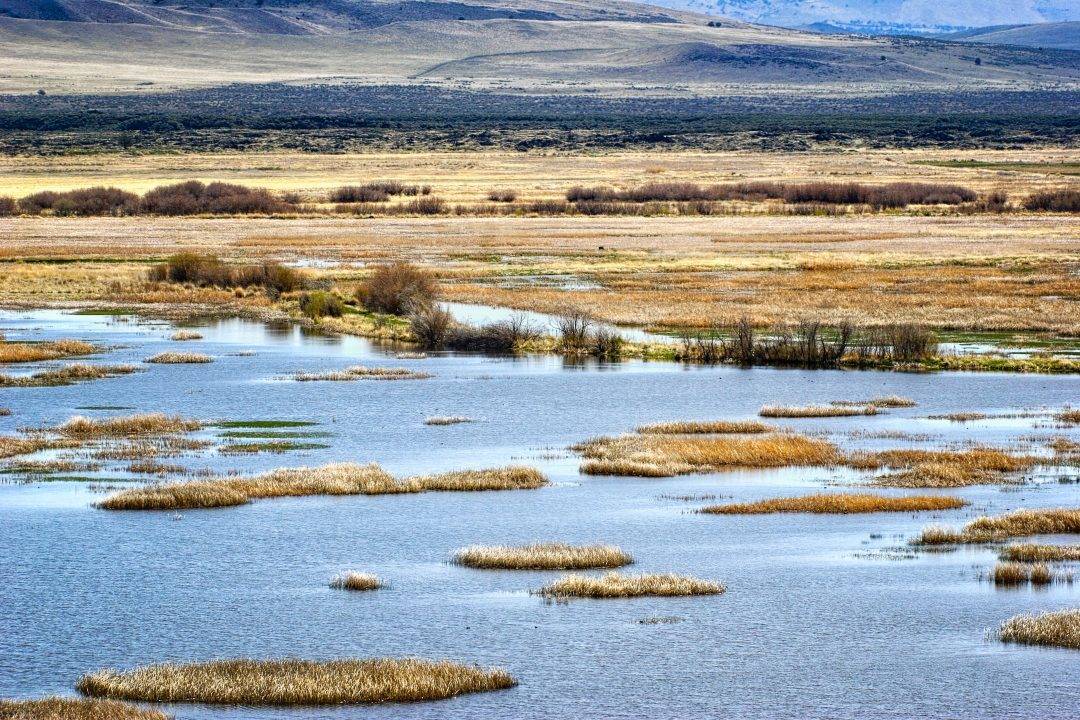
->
[76,658,515,705]
[0,149,1077,338]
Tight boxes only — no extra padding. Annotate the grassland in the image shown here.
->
[0,149,1077,368]
[998,610,1080,650]
[76,658,515,705]
[700,493,966,515]
[0,697,169,720]
[535,572,724,599]
[453,543,633,570]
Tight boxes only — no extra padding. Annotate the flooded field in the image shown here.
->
[1,309,1078,719]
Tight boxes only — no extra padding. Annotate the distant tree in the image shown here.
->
[36,89,45,96]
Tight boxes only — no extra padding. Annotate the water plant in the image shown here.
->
[999,544,1080,562]
[913,508,1080,545]
[700,493,966,515]
[292,366,430,381]
[998,609,1080,649]
[452,543,633,570]
[759,405,877,418]
[146,352,213,364]
[329,573,384,591]
[637,420,773,435]
[535,572,724,598]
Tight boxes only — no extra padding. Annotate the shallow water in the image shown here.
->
[1,310,1078,719]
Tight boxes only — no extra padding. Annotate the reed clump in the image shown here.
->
[1059,409,1080,425]
[0,363,137,387]
[409,466,548,492]
[576,432,840,477]
[424,416,474,425]
[453,543,632,570]
[1000,544,1080,562]
[0,697,169,720]
[914,508,1080,545]
[855,448,1036,488]
[55,413,201,439]
[535,572,724,599]
[701,493,966,515]
[832,396,916,408]
[169,330,203,341]
[0,339,96,363]
[329,572,384,591]
[998,610,1080,650]
[760,405,877,418]
[293,366,430,381]
[637,420,773,435]
[146,352,213,364]
[76,658,516,705]
[990,562,1055,587]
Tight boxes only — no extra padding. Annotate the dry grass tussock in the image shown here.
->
[145,352,212,364]
[760,404,877,418]
[293,365,430,381]
[990,562,1055,587]
[914,508,1080,545]
[169,330,203,341]
[453,543,632,570]
[637,420,773,435]
[76,658,515,705]
[1059,409,1080,425]
[0,339,96,363]
[98,463,546,510]
[55,413,201,439]
[701,492,966,515]
[0,363,137,387]
[576,432,840,477]
[535,572,724,598]
[856,448,1036,488]
[0,697,169,720]
[329,572,383,591]
[998,610,1080,650]
[1000,544,1080,562]
[832,396,916,408]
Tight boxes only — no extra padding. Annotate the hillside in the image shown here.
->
[0,0,1077,96]
[941,22,1080,52]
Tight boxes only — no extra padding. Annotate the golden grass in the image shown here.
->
[914,508,1080,544]
[329,572,384,591]
[576,432,840,477]
[832,396,916,408]
[998,609,1080,650]
[76,658,516,705]
[535,572,724,599]
[0,697,169,720]
[55,413,201,439]
[700,492,966,515]
[97,463,545,510]
[760,405,878,418]
[145,352,212,364]
[637,420,773,435]
[991,562,1054,586]
[0,339,96,363]
[0,363,138,387]
[424,416,474,425]
[1059,409,1080,425]
[856,448,1036,488]
[0,436,51,458]
[452,543,633,570]
[293,365,430,381]
[169,330,203,341]
[1000,544,1080,562]
[408,466,548,492]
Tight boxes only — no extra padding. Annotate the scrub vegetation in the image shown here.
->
[452,543,633,570]
[76,658,516,705]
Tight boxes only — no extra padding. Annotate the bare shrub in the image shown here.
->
[358,262,438,315]
[299,291,346,319]
[141,181,289,215]
[409,305,454,350]
[149,253,303,293]
[1024,188,1080,212]
[0,195,19,216]
[487,189,518,202]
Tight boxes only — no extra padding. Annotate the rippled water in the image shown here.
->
[1,310,1078,719]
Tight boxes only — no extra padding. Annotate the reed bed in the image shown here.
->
[97,463,546,510]
[999,544,1080,562]
[453,543,632,570]
[169,330,203,341]
[832,396,916,408]
[998,609,1080,650]
[0,363,138,387]
[145,352,213,364]
[856,448,1036,488]
[637,420,773,435]
[914,508,1080,544]
[293,366,430,381]
[0,436,53,458]
[760,405,877,418]
[700,493,966,515]
[409,466,548,492]
[55,413,201,439]
[0,697,169,720]
[329,572,384,591]
[1059,409,1080,425]
[576,432,840,477]
[76,658,516,705]
[535,572,724,599]
[424,416,475,426]
[0,339,96,363]
[990,562,1055,587]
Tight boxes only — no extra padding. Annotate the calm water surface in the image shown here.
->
[1,310,1078,719]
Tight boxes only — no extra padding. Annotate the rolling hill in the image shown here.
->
[0,0,1076,96]
[941,22,1080,52]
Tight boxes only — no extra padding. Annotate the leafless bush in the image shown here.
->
[487,189,518,202]
[1024,188,1080,212]
[359,262,438,315]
